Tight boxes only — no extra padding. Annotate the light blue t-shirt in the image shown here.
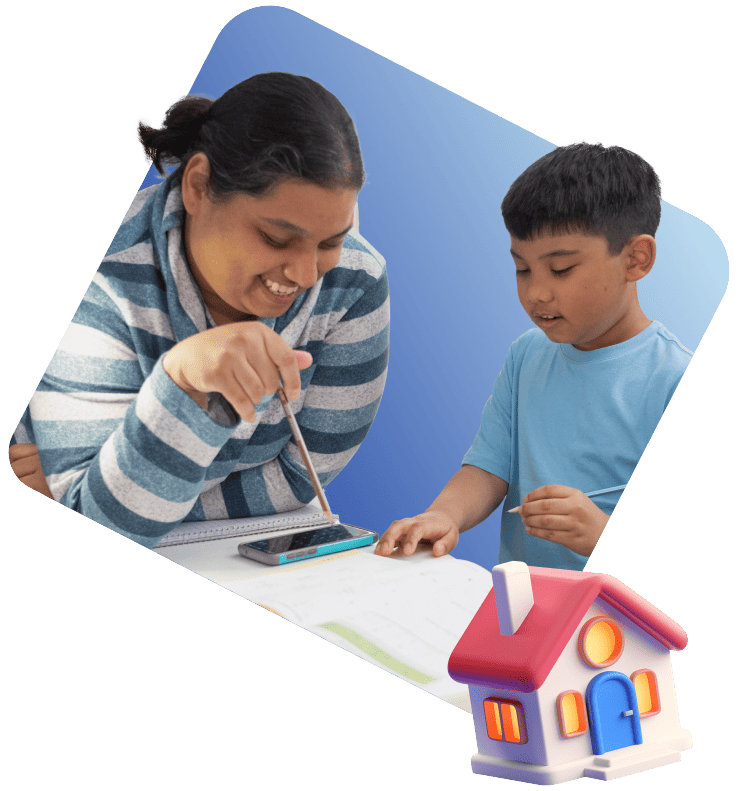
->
[463,321,692,570]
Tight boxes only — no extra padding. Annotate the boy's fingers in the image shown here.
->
[374,520,410,555]
[405,519,457,555]
[376,516,458,558]
[524,513,576,533]
[403,524,427,554]
[432,530,458,557]
[524,484,575,502]
[520,497,573,517]
[510,494,575,516]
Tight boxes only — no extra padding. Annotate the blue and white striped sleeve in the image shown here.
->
[28,278,238,547]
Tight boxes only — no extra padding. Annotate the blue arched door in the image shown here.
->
[586,671,642,755]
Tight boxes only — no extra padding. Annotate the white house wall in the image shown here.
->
[536,599,684,767]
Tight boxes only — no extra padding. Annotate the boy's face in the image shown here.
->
[510,231,648,351]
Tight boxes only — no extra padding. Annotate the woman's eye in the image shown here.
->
[262,232,345,251]
[553,266,574,277]
[261,231,290,249]
[515,268,529,277]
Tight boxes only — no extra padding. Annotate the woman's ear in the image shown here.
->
[181,153,211,216]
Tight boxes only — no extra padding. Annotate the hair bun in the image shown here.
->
[163,95,213,135]
[139,74,364,193]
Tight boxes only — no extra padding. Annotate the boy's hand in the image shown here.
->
[510,485,608,557]
[374,511,460,558]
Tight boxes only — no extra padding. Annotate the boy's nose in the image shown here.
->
[527,277,553,305]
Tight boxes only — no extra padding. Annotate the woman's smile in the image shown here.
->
[260,275,300,296]
[256,274,302,306]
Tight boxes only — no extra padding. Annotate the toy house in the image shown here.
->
[448,562,691,784]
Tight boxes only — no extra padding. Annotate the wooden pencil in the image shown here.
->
[277,386,335,526]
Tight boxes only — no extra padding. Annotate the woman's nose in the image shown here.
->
[284,249,319,289]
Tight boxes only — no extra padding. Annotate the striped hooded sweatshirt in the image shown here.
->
[13,178,389,547]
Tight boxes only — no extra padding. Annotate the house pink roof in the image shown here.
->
[448,567,687,693]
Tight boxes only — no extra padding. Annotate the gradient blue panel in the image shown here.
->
[139,7,727,570]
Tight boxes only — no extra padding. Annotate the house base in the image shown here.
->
[471,730,692,785]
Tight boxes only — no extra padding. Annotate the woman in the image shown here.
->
[10,73,389,548]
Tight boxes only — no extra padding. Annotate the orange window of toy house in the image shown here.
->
[578,617,624,667]
[484,698,528,744]
[631,670,661,716]
[556,691,588,737]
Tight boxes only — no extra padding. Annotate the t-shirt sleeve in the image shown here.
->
[462,343,515,482]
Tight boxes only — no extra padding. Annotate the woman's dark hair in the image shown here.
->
[501,143,661,255]
[138,72,365,199]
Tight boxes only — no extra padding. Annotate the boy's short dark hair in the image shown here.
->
[501,143,661,255]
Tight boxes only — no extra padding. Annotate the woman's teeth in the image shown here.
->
[262,277,299,296]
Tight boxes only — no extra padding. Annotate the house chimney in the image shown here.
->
[492,562,534,635]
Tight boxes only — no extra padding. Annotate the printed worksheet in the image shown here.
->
[223,552,492,709]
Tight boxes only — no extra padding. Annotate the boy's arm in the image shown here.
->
[429,465,509,534]
[375,465,508,557]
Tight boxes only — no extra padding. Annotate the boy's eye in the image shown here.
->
[319,239,344,251]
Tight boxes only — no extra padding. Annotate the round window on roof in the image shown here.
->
[578,617,624,668]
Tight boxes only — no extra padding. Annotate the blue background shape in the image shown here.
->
[140,7,728,570]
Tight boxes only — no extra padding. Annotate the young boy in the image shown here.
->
[375,143,692,571]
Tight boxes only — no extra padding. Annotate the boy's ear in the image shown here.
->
[624,234,656,282]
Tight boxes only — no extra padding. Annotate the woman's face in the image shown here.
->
[182,155,359,323]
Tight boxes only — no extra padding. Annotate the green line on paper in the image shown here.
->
[318,622,435,684]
